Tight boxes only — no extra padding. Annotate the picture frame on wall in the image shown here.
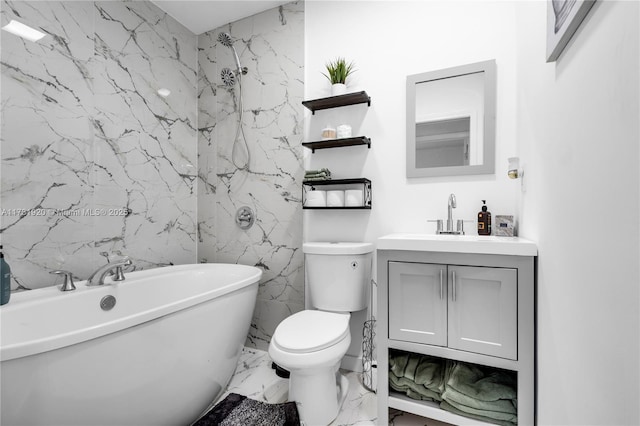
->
[546,0,596,62]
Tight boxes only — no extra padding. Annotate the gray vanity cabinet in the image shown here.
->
[377,235,537,426]
[389,262,518,360]
[448,265,517,359]
[388,262,447,346]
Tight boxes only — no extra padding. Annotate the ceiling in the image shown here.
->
[151,1,291,35]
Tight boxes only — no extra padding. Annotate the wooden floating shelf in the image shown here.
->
[302,91,371,114]
[302,136,371,153]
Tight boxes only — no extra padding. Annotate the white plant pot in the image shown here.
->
[331,83,347,96]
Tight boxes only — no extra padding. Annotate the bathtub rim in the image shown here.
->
[0,263,262,362]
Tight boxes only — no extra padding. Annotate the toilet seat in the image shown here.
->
[272,310,350,353]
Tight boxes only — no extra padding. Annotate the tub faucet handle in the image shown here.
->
[100,251,130,278]
[111,257,131,281]
[50,270,77,292]
[112,256,131,282]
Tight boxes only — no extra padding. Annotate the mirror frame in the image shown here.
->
[406,59,496,177]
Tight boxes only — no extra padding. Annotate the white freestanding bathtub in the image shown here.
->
[0,263,261,426]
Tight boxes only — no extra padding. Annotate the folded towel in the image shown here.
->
[443,398,517,423]
[304,174,330,181]
[303,176,332,182]
[389,351,447,395]
[441,362,517,424]
[304,168,331,176]
[444,362,517,403]
[442,385,516,415]
[440,401,517,426]
[304,169,331,181]
[389,371,441,402]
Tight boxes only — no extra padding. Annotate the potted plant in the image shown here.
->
[322,57,356,96]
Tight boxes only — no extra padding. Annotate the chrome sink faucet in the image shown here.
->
[429,193,466,235]
[87,257,132,286]
[446,193,457,233]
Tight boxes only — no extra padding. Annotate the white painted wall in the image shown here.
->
[304,0,519,370]
[305,1,639,423]
[516,1,639,424]
[304,1,519,247]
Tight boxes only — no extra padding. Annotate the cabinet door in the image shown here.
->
[388,262,447,346]
[448,266,518,359]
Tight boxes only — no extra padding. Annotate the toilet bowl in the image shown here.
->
[268,242,374,425]
[269,310,351,425]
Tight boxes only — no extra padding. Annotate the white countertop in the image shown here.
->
[377,233,537,256]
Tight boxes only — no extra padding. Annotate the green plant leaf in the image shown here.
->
[323,57,356,84]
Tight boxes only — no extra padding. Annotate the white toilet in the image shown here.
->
[269,242,373,425]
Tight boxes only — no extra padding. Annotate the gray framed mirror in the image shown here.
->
[406,60,496,177]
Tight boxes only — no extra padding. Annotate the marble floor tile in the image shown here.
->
[210,347,453,426]
[217,347,377,426]
[220,346,288,403]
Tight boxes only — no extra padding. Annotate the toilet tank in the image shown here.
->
[304,242,374,312]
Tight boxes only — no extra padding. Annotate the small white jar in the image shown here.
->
[336,125,352,139]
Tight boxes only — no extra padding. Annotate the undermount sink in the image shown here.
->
[377,233,537,256]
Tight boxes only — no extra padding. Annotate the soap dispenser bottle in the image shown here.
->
[477,200,492,236]
[1,245,11,305]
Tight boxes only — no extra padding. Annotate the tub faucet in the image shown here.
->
[86,257,132,286]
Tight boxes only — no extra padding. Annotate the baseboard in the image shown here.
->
[341,354,363,372]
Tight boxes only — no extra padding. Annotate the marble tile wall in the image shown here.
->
[1,0,302,351]
[197,2,305,350]
[0,0,198,289]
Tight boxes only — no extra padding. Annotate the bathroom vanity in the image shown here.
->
[376,234,537,425]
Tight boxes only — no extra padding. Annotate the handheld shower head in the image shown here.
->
[217,32,243,76]
[218,31,250,171]
[217,32,233,47]
[221,67,236,87]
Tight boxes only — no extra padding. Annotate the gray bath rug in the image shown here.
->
[193,393,300,426]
